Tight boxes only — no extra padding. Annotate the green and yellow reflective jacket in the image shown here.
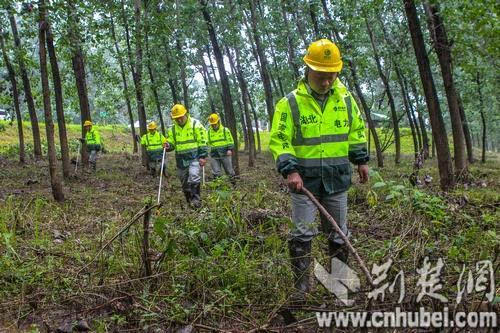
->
[269,78,368,195]
[85,128,102,151]
[140,131,167,152]
[208,125,234,158]
[167,116,208,168]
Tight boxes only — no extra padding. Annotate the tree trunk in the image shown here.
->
[228,46,256,166]
[291,8,308,48]
[132,0,148,167]
[247,0,274,124]
[67,2,91,166]
[46,20,70,178]
[410,81,430,157]
[475,72,486,163]
[0,30,25,164]
[162,40,181,104]
[424,2,467,176]
[457,93,474,163]
[39,0,64,202]
[110,15,138,153]
[175,36,189,110]
[308,0,321,38]
[200,0,239,175]
[205,45,226,125]
[404,78,423,153]
[280,0,300,80]
[366,19,401,164]
[247,89,261,153]
[347,60,384,168]
[395,66,418,159]
[404,0,454,190]
[198,51,217,116]
[8,11,42,159]
[145,29,166,135]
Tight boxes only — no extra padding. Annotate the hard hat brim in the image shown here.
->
[171,111,187,119]
[304,56,343,73]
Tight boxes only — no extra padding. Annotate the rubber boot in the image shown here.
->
[190,183,201,209]
[183,190,192,204]
[328,240,349,265]
[288,239,311,303]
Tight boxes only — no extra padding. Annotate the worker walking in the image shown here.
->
[269,39,369,301]
[82,120,102,172]
[141,121,168,176]
[166,104,208,208]
[207,113,235,182]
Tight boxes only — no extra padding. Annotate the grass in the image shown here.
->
[0,121,499,331]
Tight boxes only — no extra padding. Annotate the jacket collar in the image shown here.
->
[296,78,348,98]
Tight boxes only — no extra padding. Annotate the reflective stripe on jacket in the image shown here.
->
[167,116,208,168]
[140,131,167,152]
[269,78,368,195]
[208,125,234,158]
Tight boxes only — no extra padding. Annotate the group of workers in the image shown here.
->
[79,38,369,301]
[81,105,235,209]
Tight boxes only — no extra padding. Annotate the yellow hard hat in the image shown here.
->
[208,113,220,125]
[147,121,157,130]
[303,39,343,72]
[171,104,187,119]
[83,120,92,127]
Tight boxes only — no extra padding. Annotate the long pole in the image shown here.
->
[301,187,374,286]
[75,140,81,173]
[157,147,166,204]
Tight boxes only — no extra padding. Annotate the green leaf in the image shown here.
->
[373,182,386,189]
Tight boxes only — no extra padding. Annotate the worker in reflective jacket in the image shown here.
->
[207,113,235,182]
[269,39,369,301]
[82,120,102,172]
[140,121,167,176]
[166,104,208,208]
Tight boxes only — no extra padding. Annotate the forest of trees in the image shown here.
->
[0,0,498,198]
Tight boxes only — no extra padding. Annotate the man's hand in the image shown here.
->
[226,150,233,156]
[199,158,207,167]
[287,172,303,192]
[163,142,170,149]
[357,164,369,183]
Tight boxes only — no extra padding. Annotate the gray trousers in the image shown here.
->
[210,156,235,178]
[290,190,349,244]
[177,160,201,192]
[89,150,98,166]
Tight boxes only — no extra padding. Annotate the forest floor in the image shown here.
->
[0,122,499,332]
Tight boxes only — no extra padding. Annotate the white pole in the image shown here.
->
[157,147,167,204]
[202,165,205,185]
[75,140,81,174]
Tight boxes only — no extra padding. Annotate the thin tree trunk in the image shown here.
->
[228,46,256,165]
[424,1,467,175]
[0,30,25,164]
[67,2,91,166]
[366,19,401,164]
[457,94,474,163]
[39,0,64,202]
[404,0,454,190]
[475,72,486,163]
[308,0,320,38]
[205,45,226,125]
[347,60,384,168]
[110,15,137,153]
[247,89,261,153]
[145,29,166,135]
[200,0,239,174]
[247,0,274,124]
[395,66,418,159]
[198,52,217,116]
[410,81,430,157]
[46,19,70,178]
[291,8,308,48]
[176,37,189,110]
[8,10,42,159]
[405,80,423,153]
[133,0,148,167]
[280,0,300,80]
[162,40,181,104]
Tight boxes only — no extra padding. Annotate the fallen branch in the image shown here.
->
[76,203,161,275]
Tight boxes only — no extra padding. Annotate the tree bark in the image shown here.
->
[200,0,239,175]
[110,15,138,153]
[46,19,70,178]
[308,0,321,38]
[145,29,166,135]
[198,51,217,116]
[457,94,474,163]
[410,81,430,157]
[475,72,486,163]
[291,8,308,48]
[280,0,300,80]
[247,89,261,153]
[404,0,454,190]
[39,0,64,202]
[8,10,42,159]
[424,2,467,175]
[247,0,274,124]
[0,30,25,164]
[395,66,418,159]
[67,2,91,166]
[132,0,148,167]
[162,39,181,104]
[366,19,401,164]
[176,36,189,110]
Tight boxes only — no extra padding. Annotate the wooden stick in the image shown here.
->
[301,187,374,286]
